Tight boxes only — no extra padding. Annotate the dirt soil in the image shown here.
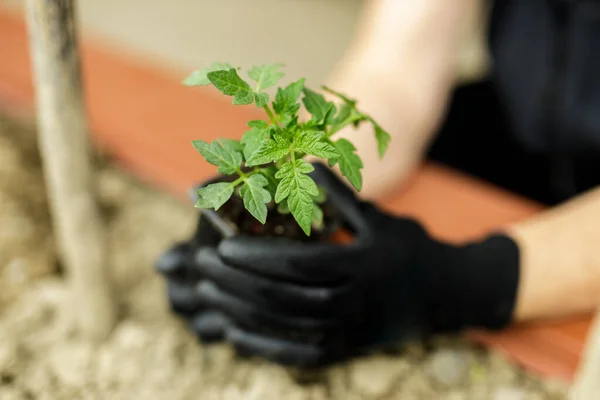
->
[0,114,570,399]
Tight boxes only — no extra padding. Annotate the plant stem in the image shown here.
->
[233,168,259,186]
[325,124,343,139]
[231,176,246,187]
[263,105,279,126]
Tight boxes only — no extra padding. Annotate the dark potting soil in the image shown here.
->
[213,191,341,242]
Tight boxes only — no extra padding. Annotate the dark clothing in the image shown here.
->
[427,81,600,206]
[427,0,600,205]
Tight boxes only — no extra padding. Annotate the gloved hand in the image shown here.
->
[190,163,521,367]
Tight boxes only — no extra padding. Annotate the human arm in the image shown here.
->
[315,0,482,199]
[508,187,600,322]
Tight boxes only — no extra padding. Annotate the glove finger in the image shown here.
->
[225,324,326,368]
[195,247,349,317]
[196,280,338,339]
[218,235,365,285]
[155,242,190,278]
[166,279,206,316]
[190,311,229,343]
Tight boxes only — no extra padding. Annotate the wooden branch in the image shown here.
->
[24,0,116,341]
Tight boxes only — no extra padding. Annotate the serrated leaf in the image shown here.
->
[302,87,335,124]
[273,78,305,115]
[295,130,340,159]
[182,62,233,86]
[192,140,242,175]
[241,126,271,160]
[245,133,290,167]
[239,174,272,223]
[254,92,269,108]
[372,120,391,158]
[274,159,314,179]
[248,63,285,91]
[274,161,319,235]
[207,69,254,105]
[287,178,319,235]
[195,183,234,210]
[329,138,363,191]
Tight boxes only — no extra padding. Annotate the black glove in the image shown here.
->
[190,163,521,367]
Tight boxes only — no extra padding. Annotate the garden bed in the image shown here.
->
[0,113,569,400]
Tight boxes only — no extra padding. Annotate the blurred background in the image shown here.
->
[2,0,488,86]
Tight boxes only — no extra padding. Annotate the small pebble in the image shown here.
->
[350,356,411,397]
[424,349,472,388]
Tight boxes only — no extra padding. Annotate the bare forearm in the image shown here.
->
[319,0,481,199]
[507,187,600,322]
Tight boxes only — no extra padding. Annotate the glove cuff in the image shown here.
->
[425,233,520,333]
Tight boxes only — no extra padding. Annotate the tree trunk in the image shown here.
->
[24,0,117,341]
[571,305,600,399]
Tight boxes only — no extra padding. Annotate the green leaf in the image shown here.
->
[274,160,318,235]
[248,120,269,129]
[329,139,363,191]
[332,103,366,127]
[274,159,314,180]
[282,114,300,130]
[302,87,334,124]
[194,196,213,209]
[273,78,305,115]
[248,63,285,91]
[312,203,324,229]
[331,103,352,125]
[259,165,280,194]
[371,119,391,158]
[207,69,254,105]
[321,85,357,106]
[219,138,243,152]
[295,130,339,159]
[245,133,290,167]
[254,92,269,108]
[241,125,271,160]
[192,139,243,175]
[195,183,234,210]
[239,174,272,224]
[182,62,233,86]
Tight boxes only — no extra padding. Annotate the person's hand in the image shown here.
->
[190,163,521,367]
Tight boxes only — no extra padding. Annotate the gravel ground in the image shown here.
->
[0,114,570,399]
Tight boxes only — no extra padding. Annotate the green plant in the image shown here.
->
[183,63,391,236]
